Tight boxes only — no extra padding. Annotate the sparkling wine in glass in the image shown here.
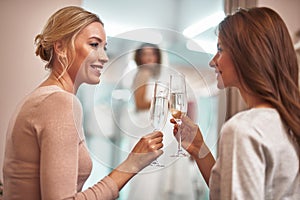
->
[170,73,189,157]
[149,81,169,167]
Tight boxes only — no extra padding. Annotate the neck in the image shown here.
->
[40,70,77,94]
[238,87,274,109]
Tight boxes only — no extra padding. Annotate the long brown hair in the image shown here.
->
[218,7,300,146]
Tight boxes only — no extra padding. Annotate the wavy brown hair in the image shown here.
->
[218,7,300,146]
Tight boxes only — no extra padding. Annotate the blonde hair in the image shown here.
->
[34,6,103,77]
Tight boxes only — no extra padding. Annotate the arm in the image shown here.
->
[39,92,163,199]
[171,116,215,185]
[133,69,152,110]
[108,131,163,190]
[38,92,86,199]
[214,120,265,199]
[192,144,215,185]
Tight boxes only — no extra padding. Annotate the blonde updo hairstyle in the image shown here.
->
[35,6,103,77]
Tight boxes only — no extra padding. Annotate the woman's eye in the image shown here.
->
[90,43,99,48]
[217,47,223,53]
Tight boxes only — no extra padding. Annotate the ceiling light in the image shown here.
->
[183,11,225,38]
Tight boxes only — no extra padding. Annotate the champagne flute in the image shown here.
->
[169,73,189,157]
[149,81,169,167]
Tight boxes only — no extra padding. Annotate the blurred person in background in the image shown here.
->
[127,43,196,200]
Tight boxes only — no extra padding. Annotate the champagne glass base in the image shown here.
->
[170,149,189,157]
[150,159,164,167]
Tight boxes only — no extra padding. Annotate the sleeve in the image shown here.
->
[36,92,119,200]
[76,176,119,199]
[217,119,266,200]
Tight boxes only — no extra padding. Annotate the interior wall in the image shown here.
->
[0,0,81,181]
[1,0,299,185]
[257,0,300,42]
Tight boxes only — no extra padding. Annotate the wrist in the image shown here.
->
[198,143,211,159]
[117,155,140,174]
[189,143,210,160]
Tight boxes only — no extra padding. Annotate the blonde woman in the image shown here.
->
[3,6,163,199]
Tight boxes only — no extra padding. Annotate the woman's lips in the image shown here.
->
[91,65,102,76]
[215,69,222,77]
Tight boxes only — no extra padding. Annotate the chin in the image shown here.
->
[86,79,100,85]
[217,82,225,89]
[93,80,100,85]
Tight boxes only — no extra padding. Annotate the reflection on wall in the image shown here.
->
[79,1,225,199]
[77,43,223,199]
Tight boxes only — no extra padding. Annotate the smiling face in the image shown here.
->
[68,21,108,87]
[209,39,240,89]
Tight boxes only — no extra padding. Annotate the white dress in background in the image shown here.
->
[120,67,196,200]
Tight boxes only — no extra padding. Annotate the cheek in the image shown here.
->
[74,44,91,61]
[79,49,98,67]
[74,50,93,75]
[85,50,97,62]
[218,57,239,84]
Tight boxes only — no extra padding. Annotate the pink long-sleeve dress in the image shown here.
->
[3,85,119,200]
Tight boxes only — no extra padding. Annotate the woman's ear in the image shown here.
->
[53,40,66,56]
[53,40,69,70]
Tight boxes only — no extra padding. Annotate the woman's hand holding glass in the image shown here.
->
[149,81,169,167]
[120,131,164,173]
[170,115,208,159]
[169,74,189,157]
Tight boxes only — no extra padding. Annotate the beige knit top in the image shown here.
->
[3,86,119,200]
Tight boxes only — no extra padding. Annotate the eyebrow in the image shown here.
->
[89,36,102,42]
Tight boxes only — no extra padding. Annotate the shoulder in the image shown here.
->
[133,69,152,84]
[41,86,81,107]
[31,86,84,138]
[221,108,280,143]
[31,86,82,117]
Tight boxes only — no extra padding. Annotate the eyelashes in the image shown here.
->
[90,43,107,51]
[90,43,99,48]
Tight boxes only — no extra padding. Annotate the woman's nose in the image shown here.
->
[98,48,109,63]
[209,55,217,68]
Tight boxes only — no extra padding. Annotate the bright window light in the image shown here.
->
[186,39,217,54]
[105,22,134,37]
[183,11,225,38]
[105,23,162,44]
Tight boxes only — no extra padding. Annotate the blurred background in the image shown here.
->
[0,0,299,199]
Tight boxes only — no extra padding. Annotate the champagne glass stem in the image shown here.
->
[177,121,183,152]
[171,119,188,157]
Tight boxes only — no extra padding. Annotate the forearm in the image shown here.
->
[135,99,151,110]
[108,131,163,190]
[108,159,137,191]
[190,143,215,186]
